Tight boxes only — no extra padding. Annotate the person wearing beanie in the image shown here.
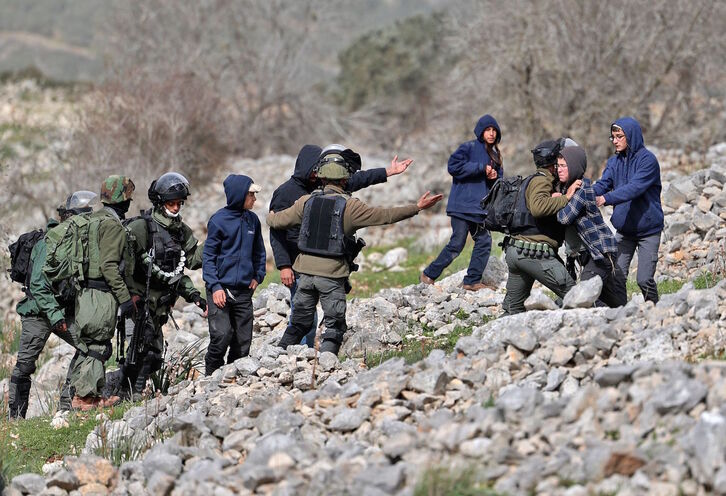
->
[555,146,627,308]
[421,114,503,291]
[593,117,663,304]
[500,139,580,315]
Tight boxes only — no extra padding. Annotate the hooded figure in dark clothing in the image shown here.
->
[269,144,413,346]
[202,174,266,374]
[555,146,626,308]
[421,114,503,291]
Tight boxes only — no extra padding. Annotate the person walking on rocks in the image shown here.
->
[270,144,413,347]
[7,192,96,418]
[203,174,266,376]
[267,147,442,355]
[68,176,136,411]
[501,140,579,315]
[594,117,663,304]
[421,114,502,291]
[555,146,627,307]
[108,173,207,398]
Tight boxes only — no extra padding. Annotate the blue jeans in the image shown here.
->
[424,216,492,285]
[290,275,319,347]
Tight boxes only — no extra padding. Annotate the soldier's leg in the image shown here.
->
[227,288,254,363]
[133,318,164,394]
[583,256,627,308]
[279,275,318,349]
[8,316,52,419]
[205,288,234,375]
[59,318,81,411]
[59,350,80,412]
[635,233,660,304]
[527,255,575,303]
[501,246,535,316]
[463,224,492,285]
[316,276,348,355]
[423,217,470,281]
[71,288,117,400]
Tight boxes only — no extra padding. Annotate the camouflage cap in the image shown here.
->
[100,175,135,204]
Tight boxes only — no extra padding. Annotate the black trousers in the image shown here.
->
[580,253,627,308]
[205,287,253,376]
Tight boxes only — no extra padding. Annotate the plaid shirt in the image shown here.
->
[556,178,617,260]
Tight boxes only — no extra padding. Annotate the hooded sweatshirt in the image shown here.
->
[203,174,266,292]
[268,144,388,269]
[446,114,503,222]
[593,117,664,237]
[557,146,618,260]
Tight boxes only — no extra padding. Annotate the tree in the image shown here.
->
[438,0,726,175]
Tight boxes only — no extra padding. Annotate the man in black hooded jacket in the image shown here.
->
[269,144,412,346]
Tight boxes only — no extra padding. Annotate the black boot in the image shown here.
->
[8,376,32,419]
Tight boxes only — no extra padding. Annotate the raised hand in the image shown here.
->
[386,155,413,177]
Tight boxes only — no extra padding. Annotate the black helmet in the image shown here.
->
[531,140,562,168]
[148,172,190,205]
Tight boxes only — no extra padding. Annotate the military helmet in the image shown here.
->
[100,175,135,204]
[531,140,562,168]
[148,172,190,205]
[316,154,351,180]
[66,190,98,213]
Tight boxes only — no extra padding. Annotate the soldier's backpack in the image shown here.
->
[7,229,46,287]
[43,213,96,283]
[480,172,542,234]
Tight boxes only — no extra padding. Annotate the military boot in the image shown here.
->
[8,376,32,419]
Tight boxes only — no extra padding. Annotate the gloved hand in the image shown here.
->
[119,298,138,319]
[193,294,207,312]
[51,319,67,333]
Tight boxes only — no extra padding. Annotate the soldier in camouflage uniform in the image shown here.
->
[108,172,206,398]
[69,175,136,411]
[8,192,96,418]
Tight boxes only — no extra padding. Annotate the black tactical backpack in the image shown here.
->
[480,173,542,234]
[8,229,45,287]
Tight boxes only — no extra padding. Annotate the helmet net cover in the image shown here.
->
[149,172,190,204]
[66,190,98,211]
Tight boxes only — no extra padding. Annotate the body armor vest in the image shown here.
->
[298,192,349,257]
[513,172,565,242]
[133,211,185,287]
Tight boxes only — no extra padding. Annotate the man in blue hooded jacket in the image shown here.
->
[594,117,663,303]
[421,114,503,290]
[203,174,266,375]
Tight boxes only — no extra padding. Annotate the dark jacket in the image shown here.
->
[269,144,388,269]
[446,114,503,222]
[593,117,664,237]
[203,175,266,292]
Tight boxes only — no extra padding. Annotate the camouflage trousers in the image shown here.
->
[69,288,117,398]
[8,315,79,418]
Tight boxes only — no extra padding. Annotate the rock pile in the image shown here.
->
[7,273,726,495]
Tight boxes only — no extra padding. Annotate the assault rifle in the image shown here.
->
[123,246,155,367]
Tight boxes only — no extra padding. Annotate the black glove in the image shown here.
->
[51,319,67,333]
[193,294,207,312]
[119,298,138,319]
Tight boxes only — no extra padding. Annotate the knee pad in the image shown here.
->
[146,351,163,373]
[15,360,37,378]
[10,375,32,393]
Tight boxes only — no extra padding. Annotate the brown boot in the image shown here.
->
[71,395,102,411]
[462,282,487,291]
[420,273,435,285]
[99,395,121,408]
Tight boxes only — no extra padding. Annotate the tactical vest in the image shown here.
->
[298,192,348,257]
[131,211,186,287]
[513,172,566,242]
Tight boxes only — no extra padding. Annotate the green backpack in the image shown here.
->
[43,213,101,283]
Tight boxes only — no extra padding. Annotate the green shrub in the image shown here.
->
[414,466,503,496]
